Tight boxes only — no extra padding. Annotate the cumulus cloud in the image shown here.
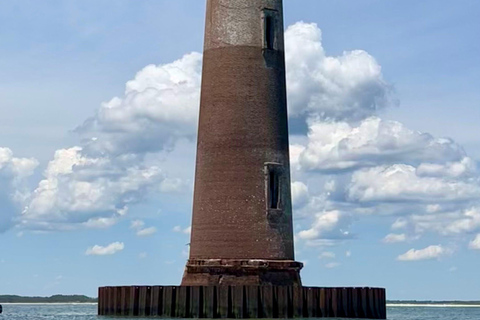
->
[348,164,480,203]
[7,52,200,232]
[136,226,157,237]
[397,245,448,261]
[392,218,408,230]
[436,207,480,235]
[417,157,476,179]
[130,220,157,236]
[319,251,336,259]
[285,22,394,123]
[297,117,465,173]
[0,147,39,179]
[130,220,145,230]
[281,22,480,254]
[382,233,407,244]
[291,181,309,209]
[469,234,480,250]
[173,225,191,235]
[393,207,480,238]
[85,242,124,256]
[77,53,202,156]
[298,210,353,241]
[0,147,39,232]
[21,147,165,230]
[83,216,118,229]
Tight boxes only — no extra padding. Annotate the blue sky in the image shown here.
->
[0,0,479,300]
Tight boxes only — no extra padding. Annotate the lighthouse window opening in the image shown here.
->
[265,15,275,50]
[269,169,280,209]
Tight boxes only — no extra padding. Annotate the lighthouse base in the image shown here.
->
[98,285,386,319]
[181,259,303,287]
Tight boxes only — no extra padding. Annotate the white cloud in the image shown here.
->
[348,164,480,203]
[291,181,309,209]
[0,147,39,232]
[383,233,407,244]
[410,207,480,236]
[442,208,480,235]
[469,234,480,250]
[83,216,118,229]
[130,220,145,230]
[397,245,448,261]
[136,226,157,237]
[0,147,39,179]
[77,53,202,156]
[392,218,408,230]
[12,53,199,232]
[285,22,393,123]
[297,117,465,173]
[130,220,157,236]
[22,147,165,230]
[346,250,352,257]
[85,242,124,256]
[416,157,476,179]
[138,252,148,259]
[290,144,306,171]
[319,251,336,259]
[298,210,352,241]
[173,225,191,235]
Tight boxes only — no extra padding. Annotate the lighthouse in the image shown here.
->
[181,0,302,286]
[97,2,387,317]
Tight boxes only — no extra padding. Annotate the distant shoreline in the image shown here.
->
[0,295,97,304]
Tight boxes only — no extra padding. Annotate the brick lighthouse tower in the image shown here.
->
[181,0,303,286]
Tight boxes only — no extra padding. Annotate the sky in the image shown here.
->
[0,0,479,300]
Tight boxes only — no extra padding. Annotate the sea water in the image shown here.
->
[1,303,480,320]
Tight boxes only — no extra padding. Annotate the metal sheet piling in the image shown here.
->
[98,285,387,319]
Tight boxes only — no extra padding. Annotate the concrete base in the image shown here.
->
[181,259,303,286]
[98,285,386,319]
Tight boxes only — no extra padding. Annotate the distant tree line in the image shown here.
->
[0,295,97,303]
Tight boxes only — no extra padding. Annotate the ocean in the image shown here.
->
[1,303,480,320]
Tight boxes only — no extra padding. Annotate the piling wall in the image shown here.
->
[98,286,386,319]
